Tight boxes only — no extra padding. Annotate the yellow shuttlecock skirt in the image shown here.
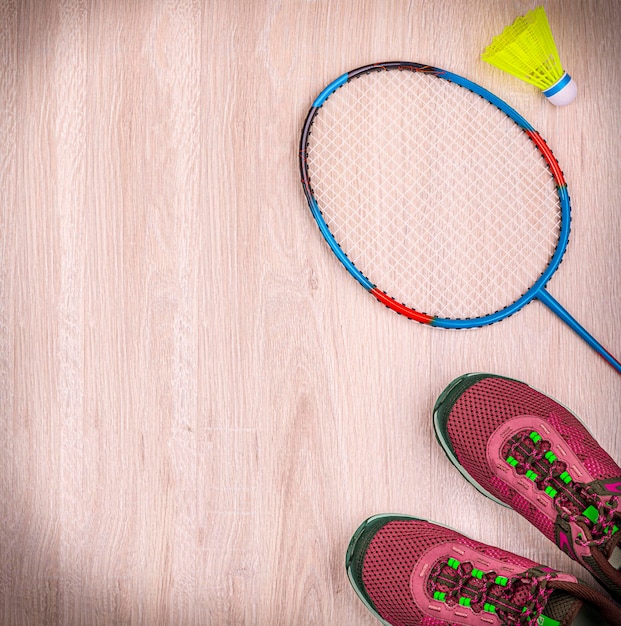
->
[482,6,564,90]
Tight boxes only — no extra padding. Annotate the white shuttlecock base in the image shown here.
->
[543,72,577,106]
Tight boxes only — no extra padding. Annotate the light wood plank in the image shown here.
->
[1,1,620,624]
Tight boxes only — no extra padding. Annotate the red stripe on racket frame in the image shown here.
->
[370,288,434,324]
[526,130,566,186]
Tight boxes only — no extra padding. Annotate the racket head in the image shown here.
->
[299,62,571,328]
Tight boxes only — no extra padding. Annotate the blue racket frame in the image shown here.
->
[300,62,620,373]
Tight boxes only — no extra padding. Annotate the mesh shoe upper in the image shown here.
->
[433,373,621,600]
[346,514,621,625]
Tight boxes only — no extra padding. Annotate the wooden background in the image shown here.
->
[1,1,620,624]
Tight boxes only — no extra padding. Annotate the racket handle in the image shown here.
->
[537,289,621,374]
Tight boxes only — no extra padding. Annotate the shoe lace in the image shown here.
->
[506,431,619,547]
[429,558,555,626]
[558,486,619,548]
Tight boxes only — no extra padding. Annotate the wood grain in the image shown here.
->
[1,1,620,624]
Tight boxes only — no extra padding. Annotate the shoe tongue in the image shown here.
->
[517,568,583,626]
[539,589,583,626]
[601,526,621,566]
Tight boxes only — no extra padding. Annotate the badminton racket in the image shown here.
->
[299,62,620,373]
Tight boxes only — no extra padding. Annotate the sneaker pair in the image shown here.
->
[347,374,621,625]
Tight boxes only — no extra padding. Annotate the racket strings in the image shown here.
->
[305,70,561,319]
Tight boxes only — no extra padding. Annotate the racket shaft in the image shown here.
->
[537,289,621,373]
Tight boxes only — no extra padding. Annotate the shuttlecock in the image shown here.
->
[482,6,577,106]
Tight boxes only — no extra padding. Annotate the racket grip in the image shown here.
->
[537,289,621,374]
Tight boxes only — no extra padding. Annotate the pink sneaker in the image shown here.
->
[346,514,621,625]
[433,373,621,601]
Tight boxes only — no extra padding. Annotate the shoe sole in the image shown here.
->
[432,372,593,509]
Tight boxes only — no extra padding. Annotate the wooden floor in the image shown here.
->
[1,1,620,624]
